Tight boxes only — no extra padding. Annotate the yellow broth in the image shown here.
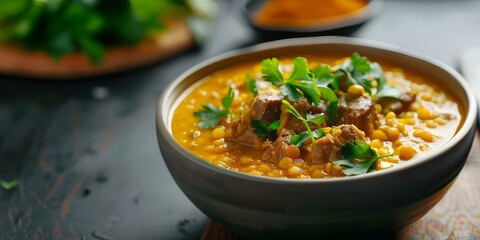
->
[171,55,463,178]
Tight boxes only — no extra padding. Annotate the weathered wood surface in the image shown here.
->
[202,132,480,240]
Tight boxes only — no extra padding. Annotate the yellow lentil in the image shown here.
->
[386,127,400,141]
[399,145,416,160]
[347,84,365,96]
[370,139,383,149]
[212,127,226,139]
[279,157,293,169]
[371,130,388,141]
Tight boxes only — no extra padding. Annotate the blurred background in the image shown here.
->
[0,0,479,239]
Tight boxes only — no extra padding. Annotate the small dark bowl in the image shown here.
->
[156,37,477,239]
[244,0,383,40]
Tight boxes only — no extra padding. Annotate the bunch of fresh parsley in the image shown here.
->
[0,0,186,64]
[261,57,339,124]
[334,52,401,100]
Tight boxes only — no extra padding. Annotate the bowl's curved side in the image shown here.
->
[156,37,477,238]
[157,132,473,238]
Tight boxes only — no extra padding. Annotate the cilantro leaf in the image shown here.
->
[318,87,338,125]
[280,84,303,102]
[375,86,402,100]
[267,120,281,131]
[341,140,377,160]
[288,57,311,81]
[334,140,393,176]
[334,159,377,176]
[261,58,283,85]
[334,53,402,100]
[221,86,234,114]
[194,86,234,129]
[251,120,280,138]
[194,104,226,129]
[285,80,320,105]
[0,179,18,191]
[372,63,401,100]
[246,75,258,97]
[313,65,333,87]
[261,57,321,106]
[290,129,325,147]
[351,52,371,73]
[306,113,325,125]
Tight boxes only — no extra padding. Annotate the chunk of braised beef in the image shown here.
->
[261,128,294,162]
[230,93,283,148]
[250,94,283,125]
[309,124,366,163]
[230,119,265,148]
[308,136,338,165]
[337,94,377,135]
[377,92,415,114]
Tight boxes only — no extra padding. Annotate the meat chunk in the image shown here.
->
[337,95,377,135]
[309,125,366,163]
[250,94,283,125]
[230,93,283,148]
[308,136,339,165]
[230,120,265,148]
[261,128,294,162]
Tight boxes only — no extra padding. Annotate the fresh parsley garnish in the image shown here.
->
[312,65,339,125]
[373,64,402,100]
[290,129,325,147]
[261,58,283,85]
[194,86,234,129]
[251,120,280,138]
[334,52,401,100]
[334,140,393,175]
[261,57,320,105]
[246,75,258,97]
[0,179,18,191]
[282,100,325,143]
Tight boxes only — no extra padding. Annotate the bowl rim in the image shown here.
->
[157,36,478,184]
[244,0,383,33]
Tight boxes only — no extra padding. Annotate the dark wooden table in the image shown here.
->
[1,1,479,239]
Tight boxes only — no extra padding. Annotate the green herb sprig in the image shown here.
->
[0,179,18,190]
[0,0,184,64]
[290,129,325,147]
[333,52,401,100]
[261,58,339,123]
[334,140,393,175]
[251,120,280,138]
[282,100,325,144]
[312,66,339,125]
[261,57,320,105]
[194,86,234,129]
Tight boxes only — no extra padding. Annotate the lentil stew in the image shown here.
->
[171,54,462,178]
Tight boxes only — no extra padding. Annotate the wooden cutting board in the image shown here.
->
[0,18,194,79]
